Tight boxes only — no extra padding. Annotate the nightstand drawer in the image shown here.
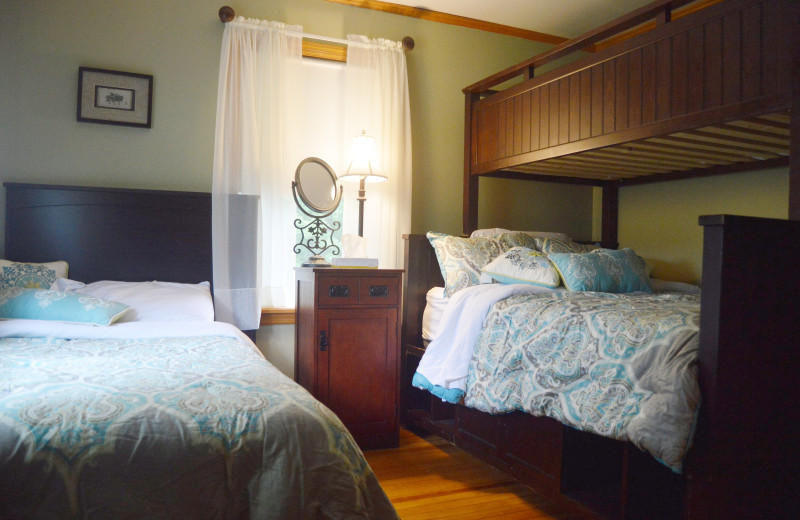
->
[318,276,359,306]
[359,276,400,306]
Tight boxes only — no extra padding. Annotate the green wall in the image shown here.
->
[1,0,789,335]
[1,0,589,250]
[619,167,788,284]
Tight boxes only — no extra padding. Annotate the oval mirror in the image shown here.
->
[294,157,341,216]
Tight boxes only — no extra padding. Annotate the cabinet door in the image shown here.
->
[317,307,397,447]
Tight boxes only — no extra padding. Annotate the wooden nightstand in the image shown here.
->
[295,267,403,449]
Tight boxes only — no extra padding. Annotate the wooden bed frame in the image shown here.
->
[402,216,800,519]
[462,0,799,241]
[402,1,800,519]
[4,183,213,284]
[3,182,257,336]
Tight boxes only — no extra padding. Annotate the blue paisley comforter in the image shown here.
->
[0,322,396,519]
[466,291,700,472]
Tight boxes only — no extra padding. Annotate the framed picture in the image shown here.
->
[77,67,153,128]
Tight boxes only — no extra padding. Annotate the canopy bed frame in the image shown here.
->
[402,1,799,519]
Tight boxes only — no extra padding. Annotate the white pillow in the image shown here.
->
[421,287,447,341]
[481,247,560,288]
[470,228,571,242]
[58,279,215,322]
[648,279,701,294]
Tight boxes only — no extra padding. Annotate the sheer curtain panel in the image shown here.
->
[344,36,412,268]
[213,20,411,328]
[212,19,302,329]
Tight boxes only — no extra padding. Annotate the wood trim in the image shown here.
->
[260,308,295,326]
[303,39,347,62]
[594,0,725,52]
[323,0,570,46]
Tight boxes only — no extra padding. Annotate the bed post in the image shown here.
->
[685,214,800,519]
[790,0,800,220]
[601,181,619,248]
[463,92,480,235]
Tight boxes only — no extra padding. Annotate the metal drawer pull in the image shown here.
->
[369,285,389,297]
[319,330,328,351]
[329,285,350,298]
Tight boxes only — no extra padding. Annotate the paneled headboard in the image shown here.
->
[3,183,212,285]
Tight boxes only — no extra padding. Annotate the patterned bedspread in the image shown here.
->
[465,291,701,472]
[0,333,396,519]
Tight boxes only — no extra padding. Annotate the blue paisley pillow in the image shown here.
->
[534,237,598,254]
[0,288,130,326]
[0,259,69,290]
[427,233,505,297]
[548,248,651,293]
[482,247,560,288]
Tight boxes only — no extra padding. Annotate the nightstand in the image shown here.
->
[295,267,403,449]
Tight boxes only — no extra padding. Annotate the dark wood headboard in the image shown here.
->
[3,183,212,285]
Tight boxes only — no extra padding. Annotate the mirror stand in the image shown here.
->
[292,201,341,267]
[291,157,342,267]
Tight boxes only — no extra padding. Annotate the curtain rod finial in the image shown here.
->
[402,36,415,51]
[219,6,235,23]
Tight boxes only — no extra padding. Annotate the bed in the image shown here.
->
[1,183,397,519]
[461,0,799,240]
[402,1,800,519]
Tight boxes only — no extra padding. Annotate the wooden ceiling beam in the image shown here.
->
[322,0,571,46]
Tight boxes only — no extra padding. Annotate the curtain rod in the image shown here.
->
[218,6,415,51]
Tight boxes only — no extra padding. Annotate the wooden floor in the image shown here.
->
[364,429,598,520]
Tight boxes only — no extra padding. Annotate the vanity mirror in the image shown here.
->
[292,157,342,267]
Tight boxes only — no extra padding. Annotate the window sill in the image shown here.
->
[260,308,295,326]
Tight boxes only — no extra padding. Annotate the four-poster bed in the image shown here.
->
[402,1,800,519]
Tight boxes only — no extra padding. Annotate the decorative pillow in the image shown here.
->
[482,247,560,288]
[0,260,68,290]
[534,237,598,254]
[495,232,538,251]
[68,280,215,322]
[427,232,504,297]
[548,248,652,293]
[0,287,129,326]
[470,228,571,242]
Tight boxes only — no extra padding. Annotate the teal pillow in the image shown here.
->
[0,288,130,326]
[481,247,560,288]
[548,248,652,293]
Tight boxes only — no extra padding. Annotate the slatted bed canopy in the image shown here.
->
[462,0,799,244]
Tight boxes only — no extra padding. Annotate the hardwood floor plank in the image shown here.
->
[364,429,598,520]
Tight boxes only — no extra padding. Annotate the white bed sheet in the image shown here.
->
[416,283,559,393]
[0,319,249,343]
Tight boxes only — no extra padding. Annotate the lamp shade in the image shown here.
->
[340,131,387,183]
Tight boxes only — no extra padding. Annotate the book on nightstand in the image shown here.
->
[331,257,379,268]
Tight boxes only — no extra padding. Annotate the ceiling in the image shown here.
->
[385,0,657,39]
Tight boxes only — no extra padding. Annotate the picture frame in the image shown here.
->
[77,67,153,128]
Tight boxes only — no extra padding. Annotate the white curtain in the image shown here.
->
[212,19,302,330]
[343,36,412,268]
[213,20,411,328]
